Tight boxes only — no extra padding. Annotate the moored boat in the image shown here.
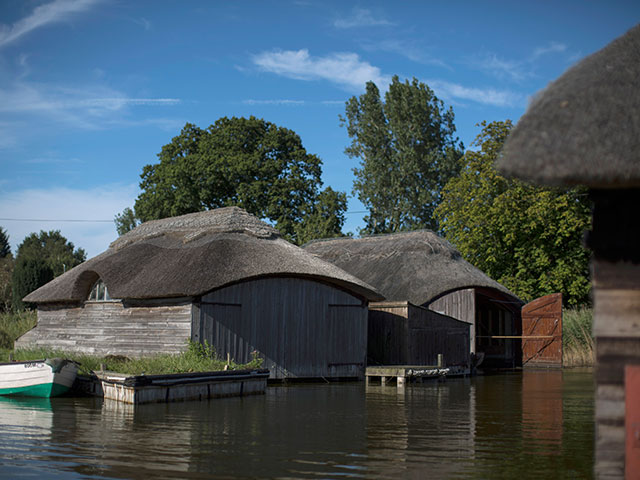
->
[0,359,77,398]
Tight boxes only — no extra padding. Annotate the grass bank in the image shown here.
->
[563,307,594,367]
[0,310,262,375]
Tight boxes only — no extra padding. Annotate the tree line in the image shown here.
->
[3,75,592,310]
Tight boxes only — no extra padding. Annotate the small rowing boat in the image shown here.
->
[0,358,77,398]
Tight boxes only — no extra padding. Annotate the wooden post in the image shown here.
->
[588,189,640,479]
[437,354,444,368]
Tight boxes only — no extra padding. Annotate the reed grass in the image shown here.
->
[563,307,594,367]
[0,310,36,350]
[1,342,263,376]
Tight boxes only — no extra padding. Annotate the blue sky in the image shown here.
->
[1,0,638,257]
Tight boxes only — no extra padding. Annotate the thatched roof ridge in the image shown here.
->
[304,230,520,306]
[497,24,640,187]
[111,207,280,250]
[24,207,383,303]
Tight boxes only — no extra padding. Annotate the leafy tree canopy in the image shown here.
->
[114,207,140,236]
[0,227,10,258]
[117,116,347,245]
[342,75,464,234]
[435,120,592,307]
[15,230,86,278]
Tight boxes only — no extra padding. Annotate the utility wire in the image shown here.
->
[0,210,370,223]
[0,218,113,223]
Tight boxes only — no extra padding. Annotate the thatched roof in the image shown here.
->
[497,24,640,187]
[304,230,520,306]
[24,207,383,303]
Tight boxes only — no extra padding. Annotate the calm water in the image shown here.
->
[0,369,594,479]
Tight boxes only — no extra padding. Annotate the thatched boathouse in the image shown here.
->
[497,24,640,479]
[18,207,383,380]
[305,231,523,369]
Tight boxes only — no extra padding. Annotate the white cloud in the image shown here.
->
[334,8,393,29]
[0,0,101,49]
[475,54,529,82]
[427,80,523,107]
[365,39,450,69]
[243,99,305,106]
[0,184,138,258]
[472,42,570,82]
[0,80,181,130]
[531,42,567,60]
[252,49,390,91]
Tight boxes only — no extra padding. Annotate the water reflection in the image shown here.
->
[0,370,594,479]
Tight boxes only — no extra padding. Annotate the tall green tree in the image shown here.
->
[342,75,464,234]
[12,257,53,311]
[114,207,140,236]
[435,120,592,306]
[0,227,10,258]
[117,117,348,244]
[11,230,86,310]
[15,230,86,278]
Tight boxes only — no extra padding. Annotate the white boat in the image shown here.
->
[0,358,77,397]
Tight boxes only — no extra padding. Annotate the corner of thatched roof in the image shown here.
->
[497,23,640,187]
[304,230,520,305]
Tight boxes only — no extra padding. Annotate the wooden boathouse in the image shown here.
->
[497,24,640,479]
[18,207,383,381]
[305,231,523,369]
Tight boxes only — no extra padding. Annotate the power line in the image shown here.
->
[0,218,113,223]
[0,210,371,223]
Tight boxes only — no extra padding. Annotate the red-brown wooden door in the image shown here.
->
[522,293,563,367]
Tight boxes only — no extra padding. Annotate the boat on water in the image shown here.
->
[0,359,77,398]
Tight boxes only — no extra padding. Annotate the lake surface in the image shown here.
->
[0,369,594,479]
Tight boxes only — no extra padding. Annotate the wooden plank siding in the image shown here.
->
[592,260,640,479]
[194,277,367,380]
[367,303,409,365]
[427,289,476,353]
[16,301,193,357]
[367,302,470,369]
[407,303,470,368]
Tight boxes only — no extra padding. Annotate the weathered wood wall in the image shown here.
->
[367,303,408,365]
[194,277,367,379]
[368,302,470,368]
[593,259,640,478]
[427,289,476,352]
[16,300,193,357]
[407,303,470,368]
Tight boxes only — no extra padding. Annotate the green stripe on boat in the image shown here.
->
[0,382,70,398]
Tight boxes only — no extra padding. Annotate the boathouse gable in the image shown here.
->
[304,231,523,369]
[195,277,368,379]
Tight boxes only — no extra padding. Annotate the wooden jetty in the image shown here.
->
[365,364,469,388]
[73,369,270,404]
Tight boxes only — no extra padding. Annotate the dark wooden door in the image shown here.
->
[522,293,563,367]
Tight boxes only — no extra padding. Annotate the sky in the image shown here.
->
[1,0,638,258]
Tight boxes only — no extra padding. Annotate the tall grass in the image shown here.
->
[0,310,36,350]
[563,307,594,367]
